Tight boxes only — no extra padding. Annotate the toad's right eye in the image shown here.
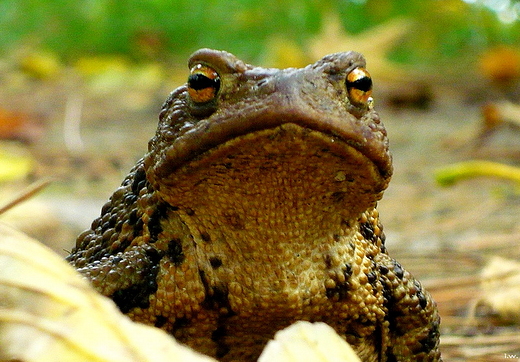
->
[188,64,221,103]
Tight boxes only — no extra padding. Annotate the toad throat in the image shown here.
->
[151,123,383,301]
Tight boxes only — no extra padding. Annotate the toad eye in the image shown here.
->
[346,67,373,108]
[188,64,221,103]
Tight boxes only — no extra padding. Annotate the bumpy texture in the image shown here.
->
[67,49,442,361]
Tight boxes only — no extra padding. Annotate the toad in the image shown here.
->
[67,49,442,361]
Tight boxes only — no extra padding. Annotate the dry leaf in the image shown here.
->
[259,321,361,362]
[479,46,520,86]
[480,256,520,324]
[308,13,413,84]
[0,143,33,182]
[19,51,61,79]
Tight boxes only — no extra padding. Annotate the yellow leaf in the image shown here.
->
[19,51,61,79]
[0,144,33,182]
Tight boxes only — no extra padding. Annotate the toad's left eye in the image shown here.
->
[188,64,220,103]
[346,67,373,107]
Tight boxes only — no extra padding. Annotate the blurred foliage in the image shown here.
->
[1,0,520,66]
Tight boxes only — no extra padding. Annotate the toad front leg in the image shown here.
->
[377,255,442,361]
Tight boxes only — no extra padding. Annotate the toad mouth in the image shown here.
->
[147,100,392,189]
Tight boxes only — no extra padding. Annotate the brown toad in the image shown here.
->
[67,49,442,361]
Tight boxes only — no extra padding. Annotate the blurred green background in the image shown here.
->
[2,0,520,68]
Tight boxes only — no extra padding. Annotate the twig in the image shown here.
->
[0,179,52,215]
[435,160,520,187]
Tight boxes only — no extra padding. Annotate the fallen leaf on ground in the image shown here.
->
[0,108,44,143]
[0,143,34,182]
[480,256,520,324]
[259,321,361,362]
[19,51,62,79]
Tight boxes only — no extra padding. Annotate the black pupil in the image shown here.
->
[188,73,220,92]
[347,76,372,92]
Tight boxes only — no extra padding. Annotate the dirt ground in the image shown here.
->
[1,65,519,361]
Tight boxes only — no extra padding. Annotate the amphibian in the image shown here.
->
[67,49,442,361]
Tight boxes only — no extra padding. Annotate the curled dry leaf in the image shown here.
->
[259,321,361,362]
[480,256,520,324]
[0,223,216,362]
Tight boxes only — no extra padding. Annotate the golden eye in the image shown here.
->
[346,67,373,107]
[187,64,220,103]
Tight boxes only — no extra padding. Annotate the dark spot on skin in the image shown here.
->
[128,209,138,226]
[201,231,211,242]
[172,316,189,330]
[367,271,377,285]
[111,246,161,313]
[199,269,217,309]
[379,264,389,275]
[115,220,123,233]
[198,269,233,313]
[148,202,172,242]
[213,286,229,305]
[380,230,386,244]
[386,351,398,362]
[101,221,110,233]
[359,221,375,241]
[167,238,184,264]
[131,168,147,195]
[210,257,223,269]
[124,193,138,205]
[154,315,168,328]
[382,283,393,307]
[186,208,195,216]
[110,237,132,254]
[344,263,352,278]
[326,280,350,300]
[212,324,230,358]
[199,269,207,284]
[419,320,440,353]
[393,261,404,279]
[108,214,117,228]
[417,290,428,309]
[133,218,144,238]
[333,234,340,242]
[324,254,332,268]
[382,280,398,334]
